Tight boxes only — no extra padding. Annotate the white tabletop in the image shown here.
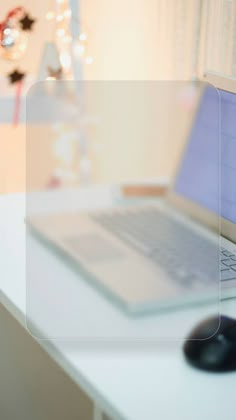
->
[1,188,236,420]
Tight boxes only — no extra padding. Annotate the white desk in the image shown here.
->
[1,188,236,420]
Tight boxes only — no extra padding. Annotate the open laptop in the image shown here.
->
[29,74,236,314]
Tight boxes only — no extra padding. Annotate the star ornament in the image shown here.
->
[47,66,63,80]
[8,69,25,84]
[19,13,36,31]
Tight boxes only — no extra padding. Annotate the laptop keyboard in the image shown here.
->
[90,207,236,287]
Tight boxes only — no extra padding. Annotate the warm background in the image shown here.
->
[0,0,235,192]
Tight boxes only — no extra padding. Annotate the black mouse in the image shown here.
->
[183,315,236,372]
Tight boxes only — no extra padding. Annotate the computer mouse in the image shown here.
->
[183,315,236,372]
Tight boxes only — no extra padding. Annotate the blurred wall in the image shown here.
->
[0,0,191,193]
[81,0,161,81]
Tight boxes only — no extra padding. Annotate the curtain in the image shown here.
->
[155,0,236,79]
[199,0,236,77]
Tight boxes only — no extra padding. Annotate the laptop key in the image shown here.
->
[222,250,234,257]
[221,269,236,281]
[118,232,151,255]
[221,259,236,267]
[221,266,230,271]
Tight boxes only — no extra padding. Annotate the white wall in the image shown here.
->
[81,0,160,80]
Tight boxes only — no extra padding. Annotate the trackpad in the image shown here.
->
[64,234,124,262]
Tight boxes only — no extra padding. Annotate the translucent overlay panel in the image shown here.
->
[26,81,221,341]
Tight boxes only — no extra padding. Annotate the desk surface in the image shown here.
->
[1,188,236,420]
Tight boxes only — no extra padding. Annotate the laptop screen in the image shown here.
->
[174,85,236,224]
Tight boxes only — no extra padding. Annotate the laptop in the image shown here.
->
[29,74,236,314]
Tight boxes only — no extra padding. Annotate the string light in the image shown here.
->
[4,28,11,35]
[73,43,85,58]
[56,14,64,22]
[85,56,93,65]
[60,51,71,70]
[56,28,65,37]
[62,35,72,44]
[46,0,94,79]
[19,43,27,52]
[63,9,71,18]
[79,33,87,42]
[46,11,55,20]
[45,1,94,187]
